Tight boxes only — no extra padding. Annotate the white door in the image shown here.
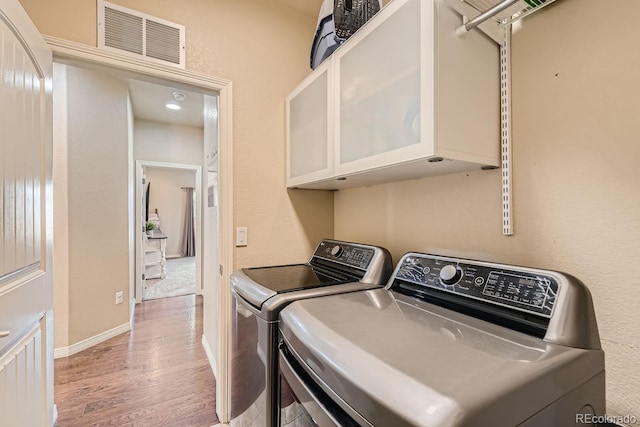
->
[0,0,53,426]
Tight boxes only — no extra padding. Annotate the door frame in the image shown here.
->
[45,36,234,421]
[135,161,203,304]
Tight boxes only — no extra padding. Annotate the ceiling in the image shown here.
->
[128,79,205,128]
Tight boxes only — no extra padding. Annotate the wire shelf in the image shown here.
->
[463,0,558,26]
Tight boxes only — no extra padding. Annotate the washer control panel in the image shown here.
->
[394,254,559,318]
[313,241,375,270]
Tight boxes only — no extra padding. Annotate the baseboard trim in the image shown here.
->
[130,297,136,325]
[53,404,58,424]
[53,322,131,359]
[201,334,217,378]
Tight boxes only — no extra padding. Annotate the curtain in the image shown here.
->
[181,187,196,257]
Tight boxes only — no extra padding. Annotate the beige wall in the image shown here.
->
[334,0,640,418]
[145,168,197,257]
[52,63,70,349]
[34,0,639,418]
[54,64,132,345]
[134,119,204,166]
[20,0,335,271]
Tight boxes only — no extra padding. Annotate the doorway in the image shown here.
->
[49,38,233,422]
[136,161,202,302]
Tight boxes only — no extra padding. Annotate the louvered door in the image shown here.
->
[0,0,53,425]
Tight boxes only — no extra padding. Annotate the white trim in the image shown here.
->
[53,404,58,424]
[201,334,217,378]
[135,161,145,304]
[139,160,201,170]
[216,71,234,424]
[130,295,136,325]
[136,160,203,300]
[44,36,234,422]
[44,36,229,90]
[53,322,130,359]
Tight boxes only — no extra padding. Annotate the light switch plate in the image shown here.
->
[236,227,248,247]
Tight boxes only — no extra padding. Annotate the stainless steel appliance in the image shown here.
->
[230,239,393,427]
[279,252,605,426]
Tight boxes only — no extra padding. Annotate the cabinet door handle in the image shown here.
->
[0,331,10,338]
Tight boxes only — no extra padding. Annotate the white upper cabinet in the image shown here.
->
[336,0,424,172]
[287,0,500,190]
[286,58,333,187]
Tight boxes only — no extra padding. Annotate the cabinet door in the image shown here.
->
[335,0,434,176]
[286,59,333,187]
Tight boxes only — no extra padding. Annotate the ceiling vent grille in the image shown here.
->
[98,1,185,68]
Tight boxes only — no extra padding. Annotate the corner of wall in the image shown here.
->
[52,62,70,350]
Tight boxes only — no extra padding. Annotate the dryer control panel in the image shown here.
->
[313,240,375,270]
[393,254,559,318]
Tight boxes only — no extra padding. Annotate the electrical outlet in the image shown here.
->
[115,291,124,304]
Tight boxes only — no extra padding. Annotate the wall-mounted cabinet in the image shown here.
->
[286,0,500,190]
[286,58,334,187]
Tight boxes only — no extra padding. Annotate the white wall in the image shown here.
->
[54,63,131,346]
[145,167,196,257]
[134,119,204,166]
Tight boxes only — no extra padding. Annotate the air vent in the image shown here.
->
[98,1,185,68]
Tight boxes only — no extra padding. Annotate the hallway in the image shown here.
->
[54,295,217,426]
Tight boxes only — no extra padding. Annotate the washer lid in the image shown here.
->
[231,265,347,309]
[279,289,604,427]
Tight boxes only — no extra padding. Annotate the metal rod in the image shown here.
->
[463,0,520,31]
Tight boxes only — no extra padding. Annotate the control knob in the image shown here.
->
[440,265,462,285]
[330,245,344,257]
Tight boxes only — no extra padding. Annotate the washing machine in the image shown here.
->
[279,252,605,426]
[230,239,393,426]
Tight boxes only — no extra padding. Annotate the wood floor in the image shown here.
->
[54,295,218,427]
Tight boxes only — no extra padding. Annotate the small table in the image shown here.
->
[145,231,168,279]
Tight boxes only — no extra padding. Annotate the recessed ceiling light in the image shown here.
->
[166,103,182,110]
[172,91,186,101]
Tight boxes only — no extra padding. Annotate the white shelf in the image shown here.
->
[463,0,557,26]
[144,235,167,279]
